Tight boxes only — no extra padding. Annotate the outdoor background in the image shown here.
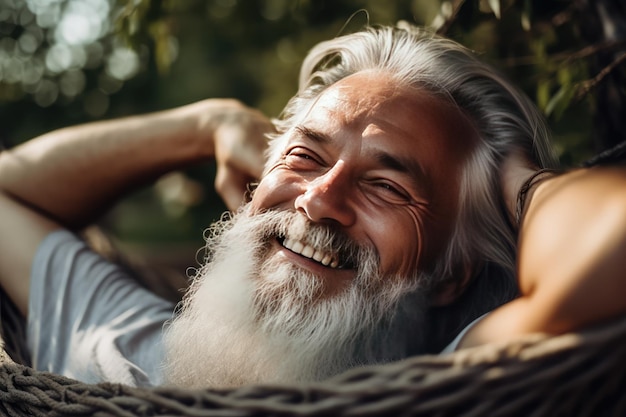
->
[1,0,624,270]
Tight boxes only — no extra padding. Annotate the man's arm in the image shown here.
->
[0,98,272,316]
[462,166,626,347]
[0,99,271,229]
[0,192,59,316]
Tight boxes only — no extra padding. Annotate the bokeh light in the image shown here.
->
[0,0,149,111]
[106,46,139,81]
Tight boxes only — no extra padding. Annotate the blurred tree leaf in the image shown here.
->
[536,78,551,111]
[545,83,575,120]
[521,0,532,31]
[115,0,152,43]
[486,0,501,19]
[149,19,176,75]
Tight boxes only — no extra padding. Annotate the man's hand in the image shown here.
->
[201,100,273,211]
[171,99,273,210]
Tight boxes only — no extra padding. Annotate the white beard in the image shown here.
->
[163,206,428,388]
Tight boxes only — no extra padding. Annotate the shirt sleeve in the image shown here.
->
[27,229,176,387]
[440,313,489,354]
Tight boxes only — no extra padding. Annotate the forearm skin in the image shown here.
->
[0,105,214,230]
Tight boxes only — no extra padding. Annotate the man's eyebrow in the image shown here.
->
[294,126,331,144]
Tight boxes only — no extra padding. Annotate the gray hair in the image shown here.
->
[266,23,559,351]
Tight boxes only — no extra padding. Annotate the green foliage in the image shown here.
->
[115,0,176,75]
[1,0,618,244]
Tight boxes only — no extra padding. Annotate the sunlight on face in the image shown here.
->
[253,71,478,294]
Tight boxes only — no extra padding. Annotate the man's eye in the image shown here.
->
[370,181,411,203]
[377,182,401,194]
[285,148,320,167]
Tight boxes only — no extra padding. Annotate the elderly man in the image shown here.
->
[1,23,626,388]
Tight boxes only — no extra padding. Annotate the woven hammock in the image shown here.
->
[1,306,625,417]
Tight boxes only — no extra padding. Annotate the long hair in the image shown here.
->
[266,23,559,351]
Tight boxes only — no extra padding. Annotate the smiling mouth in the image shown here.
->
[278,236,353,269]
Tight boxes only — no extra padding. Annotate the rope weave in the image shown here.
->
[1,316,625,416]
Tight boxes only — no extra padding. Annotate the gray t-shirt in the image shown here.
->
[27,230,175,387]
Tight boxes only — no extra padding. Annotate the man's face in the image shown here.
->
[164,72,479,388]
[251,71,476,298]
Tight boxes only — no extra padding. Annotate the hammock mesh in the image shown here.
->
[1,306,625,417]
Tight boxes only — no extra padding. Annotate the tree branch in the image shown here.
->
[575,52,626,101]
[436,0,466,36]
[501,40,626,67]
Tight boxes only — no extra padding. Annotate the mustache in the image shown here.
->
[209,207,377,273]
[260,209,375,271]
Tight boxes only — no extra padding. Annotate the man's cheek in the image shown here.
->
[251,171,303,212]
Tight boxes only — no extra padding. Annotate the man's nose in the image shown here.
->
[294,160,356,227]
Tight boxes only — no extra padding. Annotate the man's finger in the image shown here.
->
[215,166,250,211]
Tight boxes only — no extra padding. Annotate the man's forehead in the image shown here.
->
[299,73,469,145]
[304,72,402,122]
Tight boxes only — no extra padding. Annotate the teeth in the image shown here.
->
[291,240,304,253]
[301,245,314,258]
[281,238,339,268]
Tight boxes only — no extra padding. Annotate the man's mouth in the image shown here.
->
[278,237,345,269]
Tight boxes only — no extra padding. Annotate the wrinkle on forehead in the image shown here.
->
[307,71,478,154]
[318,71,406,122]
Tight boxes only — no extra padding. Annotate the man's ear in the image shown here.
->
[430,262,478,306]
